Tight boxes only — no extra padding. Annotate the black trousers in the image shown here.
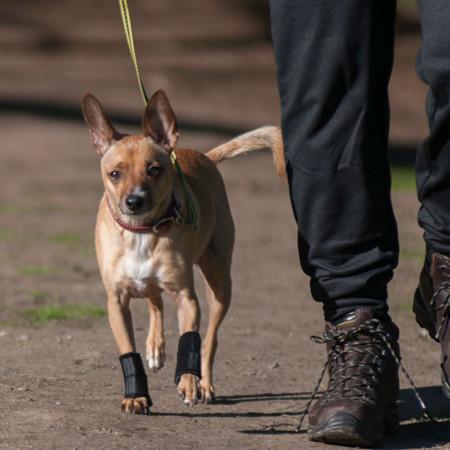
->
[269,1,450,322]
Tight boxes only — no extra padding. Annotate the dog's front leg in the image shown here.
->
[146,294,166,372]
[107,290,151,414]
[175,287,202,406]
[107,290,135,354]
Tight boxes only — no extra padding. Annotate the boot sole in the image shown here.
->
[308,410,398,447]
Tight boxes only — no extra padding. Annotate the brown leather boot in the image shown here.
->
[414,250,450,398]
[307,308,400,447]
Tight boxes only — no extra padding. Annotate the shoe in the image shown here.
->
[414,250,450,398]
[307,308,400,447]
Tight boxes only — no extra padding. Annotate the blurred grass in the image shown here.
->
[50,231,94,256]
[19,265,60,276]
[0,228,14,240]
[20,303,106,325]
[398,0,417,12]
[400,246,423,262]
[30,289,51,300]
[0,202,72,214]
[51,232,84,245]
[392,167,415,192]
[391,299,415,314]
[0,203,23,213]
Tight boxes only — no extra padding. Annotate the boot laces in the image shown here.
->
[317,321,387,406]
[296,318,431,432]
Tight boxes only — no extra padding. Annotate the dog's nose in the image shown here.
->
[125,195,143,212]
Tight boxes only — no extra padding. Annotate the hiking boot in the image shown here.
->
[414,250,450,398]
[307,308,400,447]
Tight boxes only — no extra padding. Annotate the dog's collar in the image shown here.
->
[106,196,183,234]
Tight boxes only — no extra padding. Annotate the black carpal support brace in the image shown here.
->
[119,352,152,406]
[174,332,202,384]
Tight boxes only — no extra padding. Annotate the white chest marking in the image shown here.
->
[122,234,155,291]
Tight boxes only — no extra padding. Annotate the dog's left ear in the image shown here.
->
[142,90,179,151]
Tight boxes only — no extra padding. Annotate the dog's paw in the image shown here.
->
[146,341,166,373]
[121,396,150,415]
[199,379,216,404]
[177,373,201,406]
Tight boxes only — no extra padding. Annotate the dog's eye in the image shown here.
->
[109,170,121,180]
[147,165,161,177]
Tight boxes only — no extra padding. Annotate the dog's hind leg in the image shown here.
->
[198,193,234,403]
[146,293,166,372]
[198,260,231,404]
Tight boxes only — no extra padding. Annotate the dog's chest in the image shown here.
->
[122,234,158,293]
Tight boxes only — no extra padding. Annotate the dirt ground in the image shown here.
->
[1,2,450,449]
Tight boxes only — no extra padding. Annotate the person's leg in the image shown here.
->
[414,0,450,398]
[269,1,401,446]
[416,1,450,253]
[269,0,398,323]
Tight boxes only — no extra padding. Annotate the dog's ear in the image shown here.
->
[142,90,179,151]
[81,93,120,156]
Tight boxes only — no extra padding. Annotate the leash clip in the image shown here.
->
[152,217,175,234]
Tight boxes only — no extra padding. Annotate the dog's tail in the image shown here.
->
[206,126,286,178]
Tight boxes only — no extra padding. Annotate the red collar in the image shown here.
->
[106,196,182,234]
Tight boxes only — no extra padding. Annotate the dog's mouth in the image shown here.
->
[119,204,153,220]
[120,207,151,217]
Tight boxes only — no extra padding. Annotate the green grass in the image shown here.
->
[19,265,60,276]
[30,289,52,300]
[0,227,14,240]
[398,0,417,12]
[50,231,95,257]
[0,202,72,214]
[391,167,415,192]
[0,203,24,214]
[20,303,106,325]
[400,246,424,262]
[390,300,415,314]
[51,232,84,245]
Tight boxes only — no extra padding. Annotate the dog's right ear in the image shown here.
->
[81,93,120,156]
[142,90,179,152]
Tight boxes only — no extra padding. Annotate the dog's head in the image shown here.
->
[81,90,179,222]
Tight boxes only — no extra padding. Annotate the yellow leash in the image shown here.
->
[118,0,148,104]
[118,0,197,229]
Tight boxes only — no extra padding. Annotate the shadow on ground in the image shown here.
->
[0,97,246,138]
[1,97,419,167]
[215,391,311,405]
[211,386,450,449]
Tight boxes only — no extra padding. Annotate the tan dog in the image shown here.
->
[81,89,284,413]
